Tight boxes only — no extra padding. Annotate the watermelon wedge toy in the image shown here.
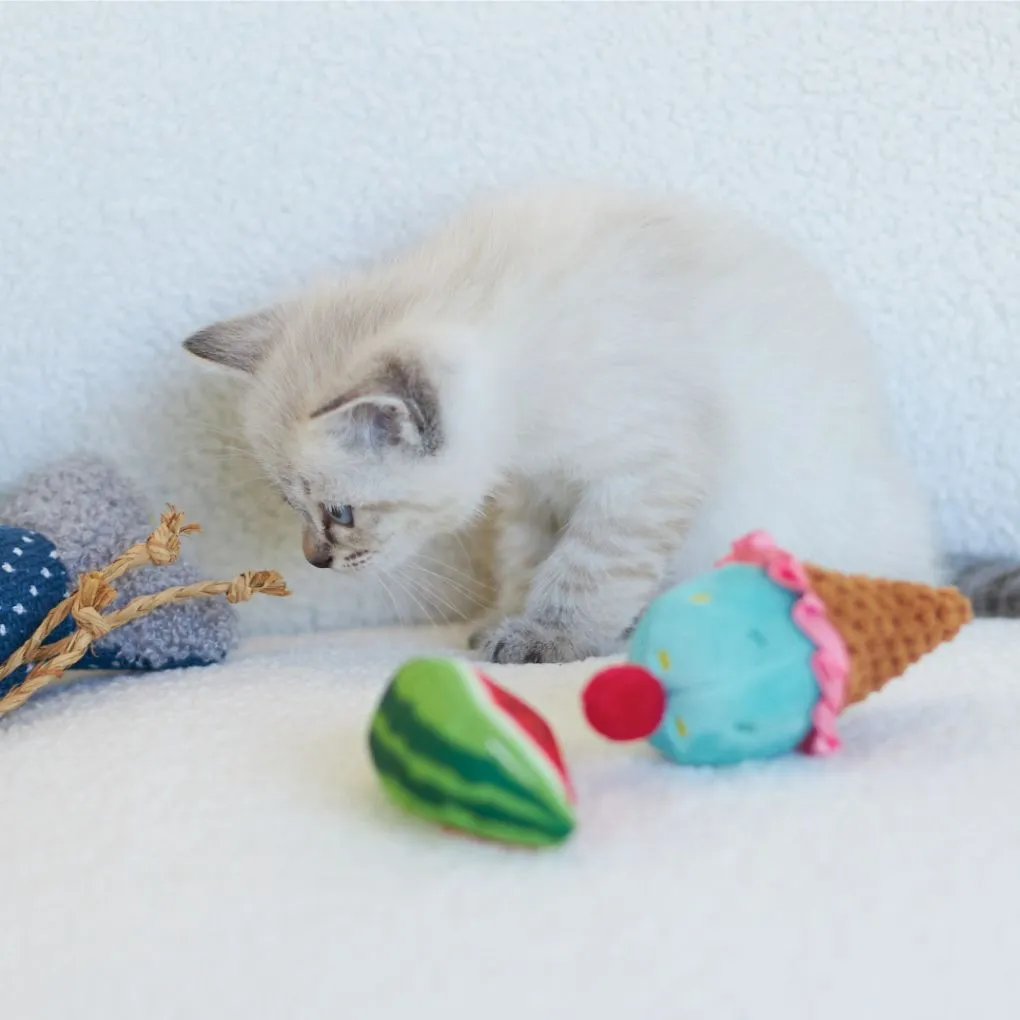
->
[368,657,576,848]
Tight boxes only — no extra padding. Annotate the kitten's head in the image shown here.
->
[183,299,488,573]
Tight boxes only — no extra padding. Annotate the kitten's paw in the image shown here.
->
[478,616,596,665]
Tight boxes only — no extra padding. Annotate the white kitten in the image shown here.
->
[184,184,941,664]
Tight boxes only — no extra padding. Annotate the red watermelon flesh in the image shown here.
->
[480,673,575,802]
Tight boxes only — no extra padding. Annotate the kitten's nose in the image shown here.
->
[302,529,333,569]
[305,549,334,569]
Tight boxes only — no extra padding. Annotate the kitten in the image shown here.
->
[952,558,1020,617]
[183,184,941,664]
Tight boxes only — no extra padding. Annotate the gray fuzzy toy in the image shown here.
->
[0,455,238,672]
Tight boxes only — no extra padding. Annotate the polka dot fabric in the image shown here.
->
[0,526,73,697]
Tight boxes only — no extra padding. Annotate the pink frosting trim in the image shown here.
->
[716,530,850,756]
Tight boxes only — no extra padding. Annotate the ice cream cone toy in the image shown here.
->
[582,531,973,766]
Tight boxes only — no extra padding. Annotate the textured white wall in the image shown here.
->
[1,3,1017,635]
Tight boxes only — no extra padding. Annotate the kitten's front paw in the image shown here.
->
[478,616,596,665]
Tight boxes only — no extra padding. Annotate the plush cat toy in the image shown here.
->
[0,455,239,695]
[582,531,973,765]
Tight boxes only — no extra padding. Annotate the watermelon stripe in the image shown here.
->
[378,771,569,849]
[369,727,573,844]
[370,711,565,831]
[378,684,565,814]
[371,705,571,832]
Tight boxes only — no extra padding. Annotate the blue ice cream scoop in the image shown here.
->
[584,562,821,765]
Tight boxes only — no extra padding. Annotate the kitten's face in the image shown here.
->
[251,412,472,575]
[184,305,482,574]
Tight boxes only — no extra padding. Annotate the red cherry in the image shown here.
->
[582,664,667,742]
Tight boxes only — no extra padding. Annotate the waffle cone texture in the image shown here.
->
[804,566,973,707]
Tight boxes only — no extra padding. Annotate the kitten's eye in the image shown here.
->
[325,504,355,528]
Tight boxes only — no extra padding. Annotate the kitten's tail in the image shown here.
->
[951,557,1020,618]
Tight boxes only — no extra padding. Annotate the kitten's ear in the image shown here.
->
[182,309,279,375]
[310,357,443,456]
[313,394,424,451]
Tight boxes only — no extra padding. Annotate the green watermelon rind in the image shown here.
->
[397,658,572,808]
[372,707,563,832]
[369,713,561,829]
[368,658,576,846]
[370,722,573,847]
[370,688,575,845]
[374,680,563,819]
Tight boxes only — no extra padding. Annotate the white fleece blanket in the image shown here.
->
[3,621,1019,1020]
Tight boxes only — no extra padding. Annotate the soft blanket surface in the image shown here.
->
[3,622,1018,1019]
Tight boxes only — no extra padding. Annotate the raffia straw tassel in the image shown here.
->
[23,570,292,669]
[100,570,292,625]
[0,505,290,721]
[104,505,199,581]
[0,569,290,720]
[0,506,201,689]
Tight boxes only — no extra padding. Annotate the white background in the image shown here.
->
[1,3,1017,635]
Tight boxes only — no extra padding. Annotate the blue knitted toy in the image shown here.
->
[0,456,239,697]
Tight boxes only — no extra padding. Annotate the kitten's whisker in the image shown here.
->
[453,529,496,590]
[389,569,438,628]
[376,571,407,628]
[419,571,487,625]
[405,554,489,595]
[403,571,458,624]
[403,568,467,623]
[406,560,489,613]
[453,529,477,564]
[407,555,492,601]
